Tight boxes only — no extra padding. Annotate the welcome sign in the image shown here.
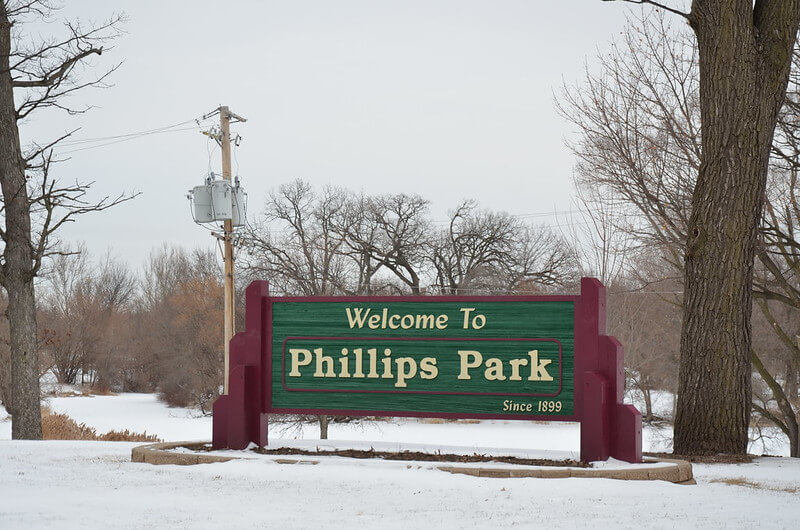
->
[272,301,573,417]
[213,278,642,463]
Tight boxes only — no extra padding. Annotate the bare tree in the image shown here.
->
[0,2,135,439]
[748,115,800,456]
[134,246,224,411]
[430,201,577,294]
[430,201,517,295]
[242,180,353,297]
[39,245,136,388]
[360,193,431,295]
[332,193,386,295]
[601,0,800,457]
[506,225,578,292]
[39,246,91,385]
[607,272,682,423]
[566,187,638,287]
[139,245,217,311]
[242,180,356,438]
[665,0,800,456]
[557,10,698,273]
[567,5,800,454]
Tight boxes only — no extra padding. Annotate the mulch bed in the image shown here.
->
[189,443,766,466]
[644,452,759,464]
[248,446,591,468]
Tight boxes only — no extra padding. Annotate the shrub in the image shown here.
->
[41,407,97,440]
[41,406,160,442]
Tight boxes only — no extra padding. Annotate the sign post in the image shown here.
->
[212,277,642,462]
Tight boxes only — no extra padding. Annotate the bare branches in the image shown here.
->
[601,0,691,20]
[23,129,76,166]
[0,2,129,281]
[11,15,124,120]
[364,193,431,295]
[241,180,353,297]
[3,1,50,19]
[556,9,698,281]
[3,3,126,121]
[17,150,139,279]
[242,180,579,297]
[428,202,575,295]
[13,47,102,88]
[751,349,798,449]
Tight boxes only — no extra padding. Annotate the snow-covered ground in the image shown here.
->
[1,393,798,529]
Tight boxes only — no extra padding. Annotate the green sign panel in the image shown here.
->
[271,300,575,417]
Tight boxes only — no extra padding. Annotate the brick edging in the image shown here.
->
[131,441,234,466]
[131,441,693,483]
[437,457,693,483]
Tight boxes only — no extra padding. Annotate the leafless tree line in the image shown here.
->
[241,180,579,299]
[0,245,228,414]
[0,185,581,422]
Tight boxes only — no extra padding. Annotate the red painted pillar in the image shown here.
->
[212,281,270,449]
[577,278,642,463]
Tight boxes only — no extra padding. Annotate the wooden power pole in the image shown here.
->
[219,105,246,394]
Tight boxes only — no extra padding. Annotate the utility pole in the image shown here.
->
[219,105,246,394]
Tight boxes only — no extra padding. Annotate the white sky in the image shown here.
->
[17,0,635,271]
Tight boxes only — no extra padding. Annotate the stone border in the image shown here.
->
[131,441,234,466]
[131,442,694,484]
[437,458,694,483]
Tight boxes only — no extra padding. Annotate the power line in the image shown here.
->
[50,115,216,155]
[57,119,199,146]
[57,126,199,154]
[513,209,583,219]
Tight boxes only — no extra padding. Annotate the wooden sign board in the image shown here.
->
[212,278,642,462]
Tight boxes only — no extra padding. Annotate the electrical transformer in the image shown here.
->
[210,180,233,220]
[188,175,247,226]
[231,186,247,227]
[190,184,214,223]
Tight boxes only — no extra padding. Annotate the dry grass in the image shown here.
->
[51,390,83,398]
[710,477,798,494]
[645,451,756,464]
[41,407,97,440]
[86,387,117,397]
[418,418,481,424]
[41,407,160,443]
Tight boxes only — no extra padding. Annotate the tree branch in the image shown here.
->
[751,350,797,439]
[13,47,101,88]
[601,0,691,21]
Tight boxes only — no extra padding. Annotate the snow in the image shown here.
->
[1,393,798,528]
[46,393,212,441]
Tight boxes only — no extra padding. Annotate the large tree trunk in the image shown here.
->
[6,278,40,439]
[675,2,800,455]
[0,6,42,440]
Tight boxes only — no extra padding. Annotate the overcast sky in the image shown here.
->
[18,0,636,272]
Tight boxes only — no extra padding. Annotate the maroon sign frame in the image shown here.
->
[212,277,642,462]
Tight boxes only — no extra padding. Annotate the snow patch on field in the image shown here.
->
[1,439,798,529]
[45,393,212,441]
